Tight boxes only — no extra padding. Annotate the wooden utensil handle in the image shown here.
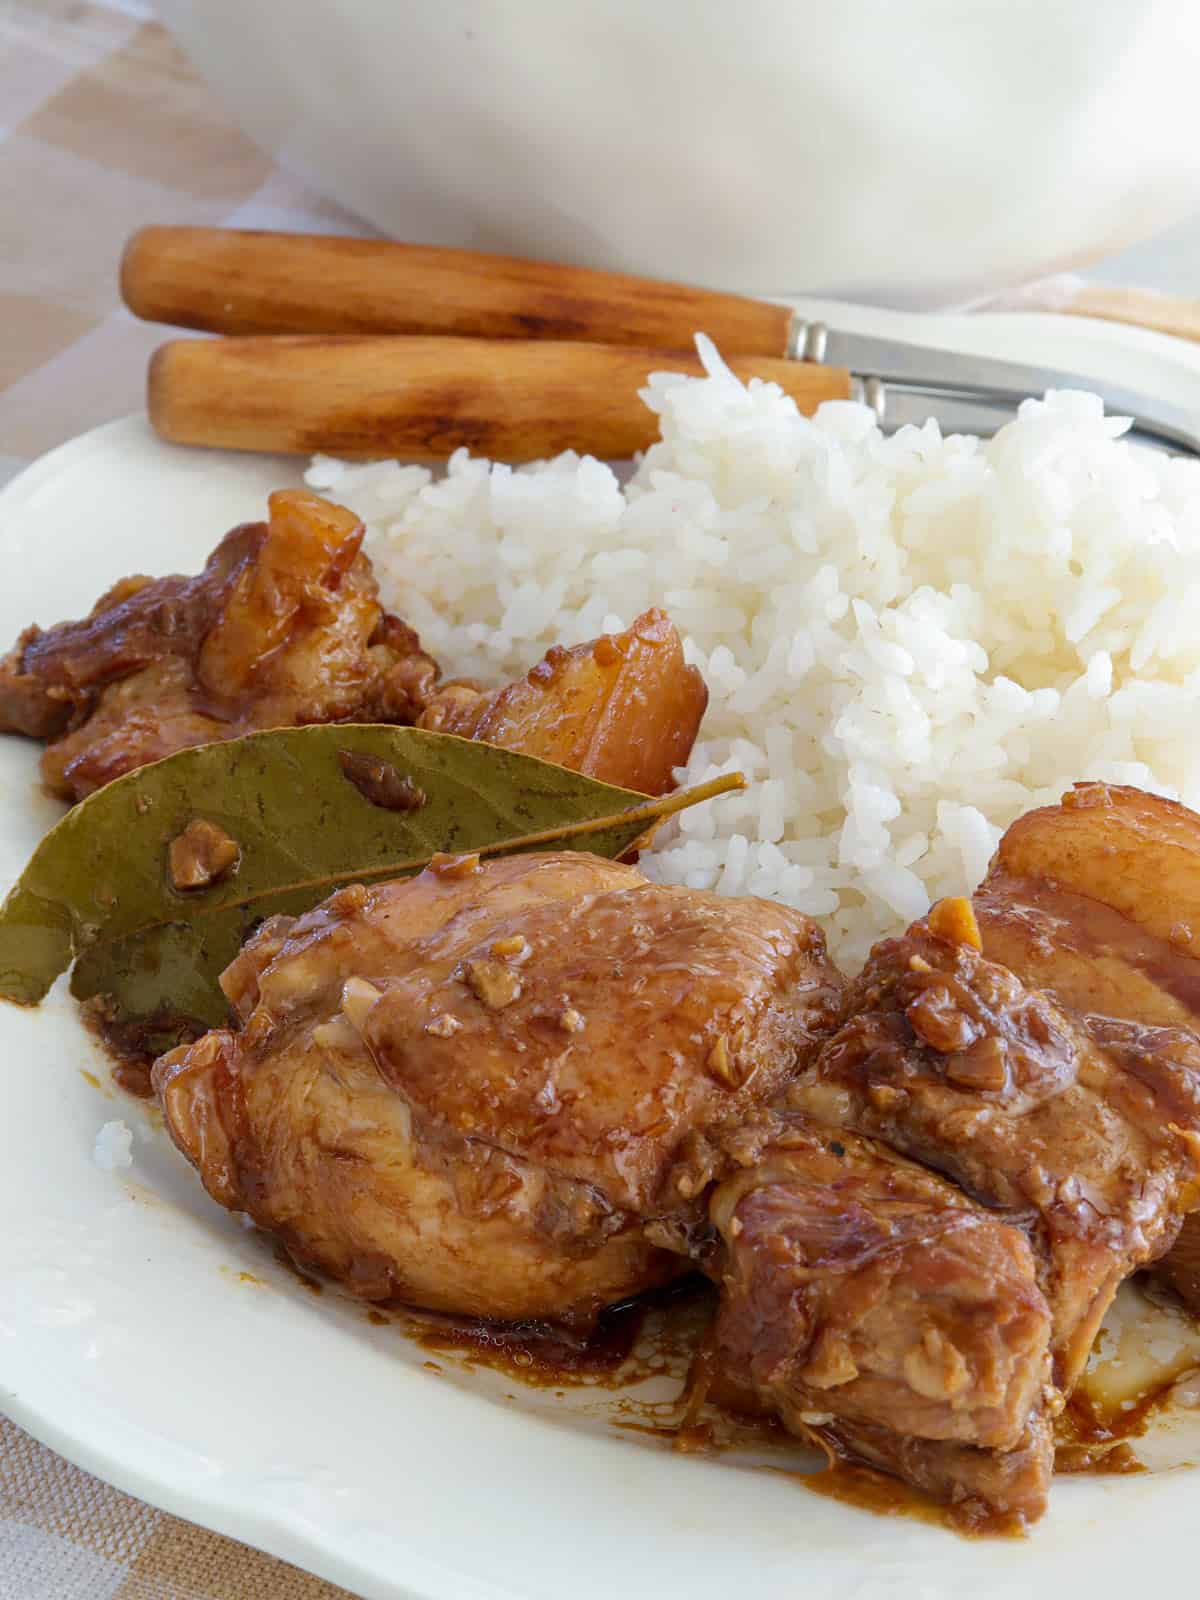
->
[123,226,794,356]
[148,335,850,462]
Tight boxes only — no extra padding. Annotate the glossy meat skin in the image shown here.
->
[0,490,438,800]
[973,782,1200,1312]
[792,918,1200,1388]
[419,608,706,796]
[977,783,1200,1029]
[782,898,1200,1522]
[153,852,842,1325]
[709,1115,1052,1452]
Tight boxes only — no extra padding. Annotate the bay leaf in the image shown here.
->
[0,725,739,1044]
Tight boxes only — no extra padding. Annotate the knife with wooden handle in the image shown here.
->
[123,226,796,354]
[147,335,852,462]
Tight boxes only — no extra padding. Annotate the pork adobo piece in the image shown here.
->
[0,490,439,801]
[419,608,707,798]
[0,488,707,802]
[972,783,1200,1315]
[704,1107,1049,1459]
[153,851,843,1326]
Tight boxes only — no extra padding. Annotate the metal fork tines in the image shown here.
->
[791,320,1200,455]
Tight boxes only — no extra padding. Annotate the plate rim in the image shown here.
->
[6,302,1200,1599]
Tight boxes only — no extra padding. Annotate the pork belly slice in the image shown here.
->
[1,491,707,803]
[973,782,1200,1313]
[418,607,707,797]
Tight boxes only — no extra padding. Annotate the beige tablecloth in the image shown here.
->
[0,0,364,490]
[1,2,362,1593]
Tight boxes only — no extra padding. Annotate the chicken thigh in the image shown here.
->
[153,851,842,1326]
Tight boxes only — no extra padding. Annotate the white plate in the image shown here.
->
[5,306,1200,1600]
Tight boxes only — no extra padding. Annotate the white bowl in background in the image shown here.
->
[157,1,1200,308]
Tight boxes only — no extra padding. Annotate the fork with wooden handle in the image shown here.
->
[125,226,850,461]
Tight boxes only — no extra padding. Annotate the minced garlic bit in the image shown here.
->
[430,851,481,879]
[330,883,371,916]
[341,975,382,1034]
[867,1082,905,1111]
[243,1009,274,1048]
[312,1017,357,1054]
[337,749,426,812]
[168,817,241,891]
[559,1007,585,1033]
[462,958,522,1010]
[425,1012,462,1038]
[491,934,529,960]
[945,1035,1008,1092]
[707,1033,740,1089]
[927,896,982,951]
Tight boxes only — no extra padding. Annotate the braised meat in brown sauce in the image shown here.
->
[143,785,1200,1531]
[0,489,439,801]
[972,782,1200,1315]
[419,608,707,797]
[153,851,842,1327]
[777,887,1200,1523]
[34,520,1195,1549]
[1,492,706,802]
[707,1114,1052,1456]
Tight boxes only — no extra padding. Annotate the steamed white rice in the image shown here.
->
[308,337,1200,967]
[93,1119,133,1172]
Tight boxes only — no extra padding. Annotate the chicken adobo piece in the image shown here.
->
[0,490,440,802]
[0,491,706,802]
[141,772,1200,1532]
[153,851,842,1326]
[704,1111,1052,1462]
[768,882,1200,1524]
